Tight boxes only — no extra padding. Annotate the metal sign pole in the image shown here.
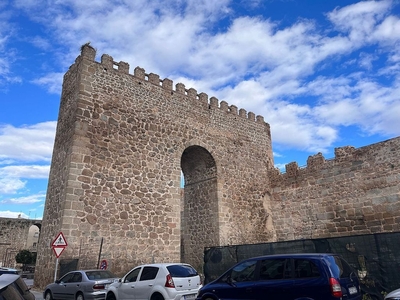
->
[54,257,58,282]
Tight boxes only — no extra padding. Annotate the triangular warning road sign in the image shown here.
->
[52,246,66,258]
[52,232,68,247]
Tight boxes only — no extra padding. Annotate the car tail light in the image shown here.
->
[93,284,106,290]
[329,278,342,298]
[165,274,175,288]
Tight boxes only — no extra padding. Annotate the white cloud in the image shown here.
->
[0,5,21,87]
[373,15,400,43]
[0,193,45,205]
[0,211,29,218]
[0,177,26,194]
[327,0,392,43]
[5,0,400,154]
[0,121,56,162]
[0,165,50,179]
[31,72,64,94]
[358,52,378,70]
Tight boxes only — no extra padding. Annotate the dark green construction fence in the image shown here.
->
[203,232,400,300]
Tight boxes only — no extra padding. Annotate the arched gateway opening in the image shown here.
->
[181,146,219,270]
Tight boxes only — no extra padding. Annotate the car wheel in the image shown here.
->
[76,293,85,300]
[44,291,53,300]
[106,293,116,300]
[151,293,164,300]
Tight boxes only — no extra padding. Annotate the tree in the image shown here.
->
[15,250,36,271]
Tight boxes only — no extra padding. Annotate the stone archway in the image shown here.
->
[35,45,273,288]
[181,145,219,270]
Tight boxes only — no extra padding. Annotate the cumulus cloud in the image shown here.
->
[327,0,393,43]
[0,177,26,194]
[31,72,64,94]
[0,165,50,179]
[5,0,400,153]
[0,193,45,204]
[0,121,56,162]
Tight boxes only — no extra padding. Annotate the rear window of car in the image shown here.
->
[0,284,24,300]
[167,265,198,278]
[13,277,35,300]
[86,271,116,280]
[326,256,355,278]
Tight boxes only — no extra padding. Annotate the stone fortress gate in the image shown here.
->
[35,44,275,287]
[36,44,400,288]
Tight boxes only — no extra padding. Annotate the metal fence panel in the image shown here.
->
[203,232,400,300]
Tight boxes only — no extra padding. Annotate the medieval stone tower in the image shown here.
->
[35,44,274,286]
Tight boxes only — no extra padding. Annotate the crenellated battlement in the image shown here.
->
[269,137,399,187]
[78,44,267,125]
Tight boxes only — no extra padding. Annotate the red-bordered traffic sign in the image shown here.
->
[52,246,66,258]
[52,232,68,247]
[52,232,68,258]
[100,259,108,270]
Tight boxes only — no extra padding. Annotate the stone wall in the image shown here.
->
[268,138,400,240]
[0,218,41,267]
[35,44,273,287]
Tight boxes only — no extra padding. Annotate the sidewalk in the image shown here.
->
[31,289,44,300]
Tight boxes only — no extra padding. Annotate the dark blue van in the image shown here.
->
[196,253,362,300]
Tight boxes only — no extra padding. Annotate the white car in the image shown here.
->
[385,287,400,300]
[106,263,202,300]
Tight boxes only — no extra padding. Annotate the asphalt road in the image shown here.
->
[24,278,44,300]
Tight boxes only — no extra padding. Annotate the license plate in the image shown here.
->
[184,294,196,300]
[349,286,357,294]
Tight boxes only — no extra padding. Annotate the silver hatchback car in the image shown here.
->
[43,269,119,300]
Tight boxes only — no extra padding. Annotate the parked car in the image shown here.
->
[0,267,18,275]
[106,263,202,300]
[385,287,400,300]
[0,273,35,300]
[196,253,362,300]
[43,269,119,300]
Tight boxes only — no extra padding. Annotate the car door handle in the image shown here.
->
[148,284,153,287]
[246,288,252,293]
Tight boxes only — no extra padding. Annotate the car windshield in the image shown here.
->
[167,265,198,278]
[85,271,116,280]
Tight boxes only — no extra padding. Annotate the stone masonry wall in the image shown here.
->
[268,137,400,240]
[35,44,273,288]
[0,218,41,267]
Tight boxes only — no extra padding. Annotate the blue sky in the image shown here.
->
[1,0,400,220]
